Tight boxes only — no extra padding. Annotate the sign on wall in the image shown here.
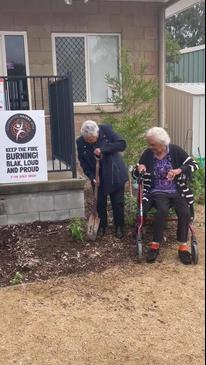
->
[0,110,48,184]
[0,79,5,110]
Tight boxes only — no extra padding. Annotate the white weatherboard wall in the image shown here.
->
[166,83,205,158]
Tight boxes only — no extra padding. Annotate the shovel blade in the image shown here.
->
[87,213,100,241]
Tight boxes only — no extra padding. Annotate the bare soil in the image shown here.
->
[0,188,205,365]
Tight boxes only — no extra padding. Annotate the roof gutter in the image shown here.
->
[158,6,166,127]
[165,0,205,18]
[164,0,180,7]
[158,0,179,127]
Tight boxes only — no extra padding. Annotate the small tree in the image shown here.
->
[101,50,158,165]
[166,2,205,49]
[166,32,181,82]
[166,32,181,64]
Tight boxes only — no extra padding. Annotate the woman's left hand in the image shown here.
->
[94,148,102,157]
[167,168,182,180]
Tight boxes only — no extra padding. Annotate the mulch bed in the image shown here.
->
[0,187,177,287]
[0,220,138,287]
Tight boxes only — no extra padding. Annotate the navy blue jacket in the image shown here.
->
[76,124,128,194]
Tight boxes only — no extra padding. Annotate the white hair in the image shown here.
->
[146,127,170,146]
[80,120,99,138]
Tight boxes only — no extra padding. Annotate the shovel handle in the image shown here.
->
[93,158,100,213]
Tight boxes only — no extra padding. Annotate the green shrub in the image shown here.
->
[101,49,159,166]
[124,192,137,226]
[67,218,85,241]
[191,165,205,205]
[10,272,23,285]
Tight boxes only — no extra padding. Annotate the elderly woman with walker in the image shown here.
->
[133,127,199,264]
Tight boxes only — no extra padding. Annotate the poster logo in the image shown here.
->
[5,113,36,144]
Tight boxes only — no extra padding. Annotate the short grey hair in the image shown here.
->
[146,127,171,146]
[81,120,99,138]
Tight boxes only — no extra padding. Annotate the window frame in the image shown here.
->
[0,31,30,77]
[0,31,31,109]
[52,32,121,106]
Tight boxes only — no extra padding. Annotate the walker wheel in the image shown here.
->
[191,240,199,265]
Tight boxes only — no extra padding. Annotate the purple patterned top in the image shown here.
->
[151,153,177,194]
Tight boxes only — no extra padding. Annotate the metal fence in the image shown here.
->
[167,46,205,83]
[0,75,77,177]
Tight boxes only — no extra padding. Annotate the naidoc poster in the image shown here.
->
[0,110,48,184]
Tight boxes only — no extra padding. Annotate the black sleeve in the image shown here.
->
[76,139,95,180]
[139,150,149,165]
[175,146,199,175]
[99,125,126,154]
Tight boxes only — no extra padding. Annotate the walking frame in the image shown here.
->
[132,171,199,264]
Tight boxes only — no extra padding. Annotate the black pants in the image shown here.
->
[143,193,190,244]
[97,187,125,230]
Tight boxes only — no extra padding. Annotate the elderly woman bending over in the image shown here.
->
[76,120,128,239]
[133,127,198,265]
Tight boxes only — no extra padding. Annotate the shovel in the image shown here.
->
[87,157,101,241]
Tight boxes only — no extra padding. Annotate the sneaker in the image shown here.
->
[146,243,160,263]
[115,226,124,239]
[178,245,192,265]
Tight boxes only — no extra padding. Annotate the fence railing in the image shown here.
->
[167,47,205,83]
[0,75,77,177]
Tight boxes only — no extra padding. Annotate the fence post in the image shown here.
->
[67,73,77,178]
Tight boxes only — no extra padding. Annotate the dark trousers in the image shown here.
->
[97,187,125,230]
[143,193,190,244]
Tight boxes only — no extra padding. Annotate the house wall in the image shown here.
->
[0,0,161,172]
[0,0,160,133]
[0,1,161,225]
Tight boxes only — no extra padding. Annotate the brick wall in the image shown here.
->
[1,0,161,139]
[0,178,85,225]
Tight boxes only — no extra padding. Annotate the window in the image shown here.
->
[5,35,27,77]
[0,32,30,110]
[53,34,120,104]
